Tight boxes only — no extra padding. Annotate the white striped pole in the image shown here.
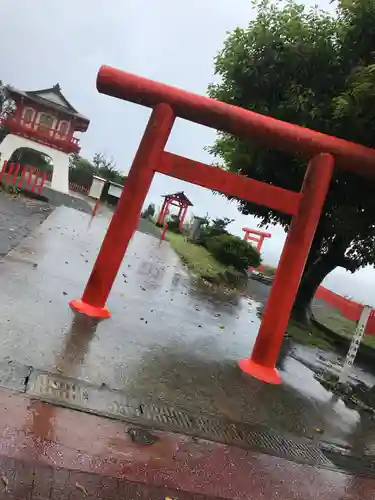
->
[339,305,372,384]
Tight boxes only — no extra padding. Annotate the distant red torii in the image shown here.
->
[157,191,193,231]
[242,227,271,253]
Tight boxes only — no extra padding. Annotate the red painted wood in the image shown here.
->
[239,154,335,384]
[157,198,168,225]
[243,228,272,238]
[160,223,168,242]
[97,66,375,177]
[315,285,375,335]
[4,118,81,154]
[0,161,7,183]
[70,103,175,316]
[158,152,301,216]
[157,192,190,227]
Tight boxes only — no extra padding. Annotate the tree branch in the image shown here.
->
[339,256,360,273]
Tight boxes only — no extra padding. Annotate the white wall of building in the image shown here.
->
[0,134,69,193]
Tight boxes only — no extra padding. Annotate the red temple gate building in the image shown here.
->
[0,83,90,193]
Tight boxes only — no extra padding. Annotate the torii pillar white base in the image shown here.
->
[0,134,69,193]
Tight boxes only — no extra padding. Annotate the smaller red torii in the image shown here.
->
[157,191,193,231]
[242,227,271,253]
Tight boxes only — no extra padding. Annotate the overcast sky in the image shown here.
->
[2,0,374,305]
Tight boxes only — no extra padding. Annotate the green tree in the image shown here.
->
[208,0,375,323]
[69,155,96,187]
[0,81,16,142]
[198,217,234,245]
[93,152,125,185]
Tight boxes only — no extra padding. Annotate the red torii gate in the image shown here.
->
[243,228,272,272]
[157,191,193,231]
[242,227,271,253]
[70,65,375,385]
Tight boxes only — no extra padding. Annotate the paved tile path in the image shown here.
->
[0,389,372,499]
[0,455,223,500]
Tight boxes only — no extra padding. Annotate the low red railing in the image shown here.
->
[0,161,47,194]
[316,285,375,335]
[1,118,80,153]
[69,182,89,195]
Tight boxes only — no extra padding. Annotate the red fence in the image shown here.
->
[69,182,89,195]
[0,161,47,194]
[0,162,89,196]
[316,285,375,335]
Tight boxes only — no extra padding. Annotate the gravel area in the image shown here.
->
[0,191,52,258]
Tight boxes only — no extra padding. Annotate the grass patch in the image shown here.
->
[314,304,375,349]
[286,320,335,350]
[166,231,227,278]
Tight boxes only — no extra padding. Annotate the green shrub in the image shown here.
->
[166,214,181,233]
[205,234,261,272]
[141,203,155,219]
[197,217,233,246]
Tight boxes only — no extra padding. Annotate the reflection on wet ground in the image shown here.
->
[0,207,373,453]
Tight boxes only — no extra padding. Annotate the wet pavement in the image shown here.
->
[0,389,373,500]
[0,206,374,461]
[0,192,52,258]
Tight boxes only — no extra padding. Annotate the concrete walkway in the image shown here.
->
[0,206,374,495]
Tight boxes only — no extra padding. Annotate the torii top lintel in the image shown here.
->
[96,65,375,178]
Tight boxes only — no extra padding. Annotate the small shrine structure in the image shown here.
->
[157,191,193,231]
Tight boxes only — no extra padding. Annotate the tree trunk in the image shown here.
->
[292,256,337,325]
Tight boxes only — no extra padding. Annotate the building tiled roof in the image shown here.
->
[7,83,89,125]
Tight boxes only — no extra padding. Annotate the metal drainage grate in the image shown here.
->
[25,370,337,469]
[138,402,331,467]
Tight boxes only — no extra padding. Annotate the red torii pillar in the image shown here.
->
[157,197,171,225]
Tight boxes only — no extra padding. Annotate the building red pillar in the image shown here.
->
[178,204,188,232]
[238,153,334,384]
[70,103,175,318]
[163,199,172,224]
[157,198,168,225]
[177,203,183,222]
[0,161,7,183]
